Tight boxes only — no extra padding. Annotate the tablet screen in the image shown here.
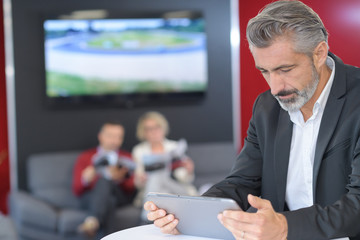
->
[146,192,240,240]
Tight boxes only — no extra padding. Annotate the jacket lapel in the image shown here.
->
[312,52,347,201]
[274,108,293,211]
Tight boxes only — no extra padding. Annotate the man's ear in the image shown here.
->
[313,41,328,69]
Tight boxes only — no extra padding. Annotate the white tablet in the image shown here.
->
[146,192,240,240]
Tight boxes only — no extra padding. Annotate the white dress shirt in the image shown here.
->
[285,57,348,239]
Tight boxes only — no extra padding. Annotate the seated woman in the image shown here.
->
[132,112,198,220]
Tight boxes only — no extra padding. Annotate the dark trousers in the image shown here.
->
[80,178,135,227]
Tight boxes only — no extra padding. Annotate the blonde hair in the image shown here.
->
[136,111,169,141]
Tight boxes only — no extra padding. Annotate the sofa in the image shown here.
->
[9,141,236,240]
[0,213,18,240]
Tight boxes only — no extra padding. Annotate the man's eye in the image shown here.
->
[281,68,292,73]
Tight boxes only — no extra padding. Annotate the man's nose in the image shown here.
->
[269,73,285,96]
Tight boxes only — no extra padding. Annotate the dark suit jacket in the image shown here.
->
[204,52,360,240]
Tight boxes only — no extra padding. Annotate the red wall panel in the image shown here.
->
[0,0,9,214]
[238,0,360,149]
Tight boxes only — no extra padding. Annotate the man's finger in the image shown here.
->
[160,217,180,235]
[219,213,254,234]
[222,210,258,224]
[147,209,166,221]
[248,194,271,210]
[154,214,175,229]
[144,201,157,211]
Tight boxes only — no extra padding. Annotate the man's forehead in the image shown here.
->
[251,41,304,70]
[102,124,124,133]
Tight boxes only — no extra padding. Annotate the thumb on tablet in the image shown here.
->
[248,194,271,210]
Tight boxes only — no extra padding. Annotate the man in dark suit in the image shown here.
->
[144,1,360,239]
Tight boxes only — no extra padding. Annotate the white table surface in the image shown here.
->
[101,224,221,240]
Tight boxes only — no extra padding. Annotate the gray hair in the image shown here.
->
[246,0,328,56]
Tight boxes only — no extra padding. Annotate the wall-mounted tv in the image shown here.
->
[43,10,207,108]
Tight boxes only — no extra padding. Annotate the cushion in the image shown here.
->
[0,214,17,240]
[27,151,81,208]
[188,142,236,175]
[12,191,57,232]
[34,188,80,210]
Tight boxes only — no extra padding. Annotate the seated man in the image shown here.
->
[145,1,360,239]
[72,121,136,236]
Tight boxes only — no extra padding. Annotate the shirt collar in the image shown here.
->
[97,146,120,154]
[288,56,335,125]
[315,56,335,113]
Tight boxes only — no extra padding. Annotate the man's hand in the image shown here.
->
[182,157,194,173]
[82,166,97,184]
[107,166,128,182]
[218,194,288,240]
[144,201,180,235]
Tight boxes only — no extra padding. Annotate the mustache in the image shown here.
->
[274,89,298,97]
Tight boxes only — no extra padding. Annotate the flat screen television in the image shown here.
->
[43,10,207,108]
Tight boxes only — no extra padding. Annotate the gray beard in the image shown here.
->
[274,65,320,112]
